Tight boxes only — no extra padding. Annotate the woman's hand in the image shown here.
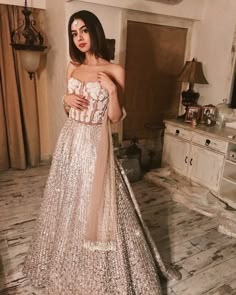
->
[97,72,117,95]
[64,93,89,110]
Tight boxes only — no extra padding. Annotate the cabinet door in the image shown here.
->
[162,134,190,176]
[190,145,225,193]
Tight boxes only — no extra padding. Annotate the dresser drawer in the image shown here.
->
[192,133,227,153]
[165,124,192,141]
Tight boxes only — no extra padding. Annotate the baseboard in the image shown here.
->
[40,154,52,163]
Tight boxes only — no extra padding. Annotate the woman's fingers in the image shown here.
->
[97,71,116,94]
[76,102,88,110]
[67,94,89,110]
[76,104,85,110]
[97,71,108,78]
[77,96,89,106]
[97,72,109,84]
[77,97,89,108]
[72,101,85,110]
[97,71,107,80]
[64,94,90,110]
[74,96,89,110]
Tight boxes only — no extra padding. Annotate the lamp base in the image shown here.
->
[182,87,199,107]
[179,84,200,119]
[178,83,200,119]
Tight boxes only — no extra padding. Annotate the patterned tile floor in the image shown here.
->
[0,164,236,294]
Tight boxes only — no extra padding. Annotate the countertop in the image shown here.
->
[164,119,236,144]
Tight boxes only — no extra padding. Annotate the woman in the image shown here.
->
[23,10,181,294]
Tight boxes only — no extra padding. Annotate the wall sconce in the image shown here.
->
[10,0,47,79]
[178,58,208,114]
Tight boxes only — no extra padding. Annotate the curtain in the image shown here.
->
[0,4,42,171]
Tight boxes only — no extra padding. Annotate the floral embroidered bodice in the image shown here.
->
[68,77,109,124]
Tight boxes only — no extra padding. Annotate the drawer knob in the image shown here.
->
[175,129,180,135]
[205,139,211,146]
[185,156,188,163]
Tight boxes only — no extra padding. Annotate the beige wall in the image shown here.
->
[78,0,206,21]
[0,0,45,8]
[192,0,236,106]
[44,0,236,154]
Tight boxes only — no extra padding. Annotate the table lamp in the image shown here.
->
[178,58,208,115]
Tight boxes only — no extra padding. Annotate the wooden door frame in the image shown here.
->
[119,10,195,124]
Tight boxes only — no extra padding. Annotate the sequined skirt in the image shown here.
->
[23,118,163,294]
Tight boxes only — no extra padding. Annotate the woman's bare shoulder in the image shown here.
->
[67,61,81,79]
[106,63,125,88]
[106,62,124,72]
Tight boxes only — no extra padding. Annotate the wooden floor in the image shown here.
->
[0,164,236,295]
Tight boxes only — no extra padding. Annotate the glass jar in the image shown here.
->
[216,99,230,127]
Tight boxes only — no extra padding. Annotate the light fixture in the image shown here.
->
[10,0,47,79]
[178,58,208,114]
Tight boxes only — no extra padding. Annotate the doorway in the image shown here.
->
[124,21,187,139]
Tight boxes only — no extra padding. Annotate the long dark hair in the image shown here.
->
[68,10,110,64]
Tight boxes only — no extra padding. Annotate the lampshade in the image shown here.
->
[19,51,41,77]
[178,58,208,84]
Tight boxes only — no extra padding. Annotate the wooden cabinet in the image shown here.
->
[162,134,190,177]
[162,120,234,196]
[189,145,224,192]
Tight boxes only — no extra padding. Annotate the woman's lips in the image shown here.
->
[79,43,86,48]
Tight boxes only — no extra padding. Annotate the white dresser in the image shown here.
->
[162,119,236,208]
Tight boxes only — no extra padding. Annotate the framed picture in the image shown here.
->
[185,106,201,123]
[201,105,216,124]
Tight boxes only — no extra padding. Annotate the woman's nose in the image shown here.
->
[78,33,83,41]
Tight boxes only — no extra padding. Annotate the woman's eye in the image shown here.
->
[82,28,88,34]
[72,32,77,38]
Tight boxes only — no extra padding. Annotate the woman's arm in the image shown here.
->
[97,64,125,123]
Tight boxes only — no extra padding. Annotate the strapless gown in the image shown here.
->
[23,77,178,295]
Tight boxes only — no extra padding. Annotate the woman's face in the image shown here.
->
[71,18,91,53]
